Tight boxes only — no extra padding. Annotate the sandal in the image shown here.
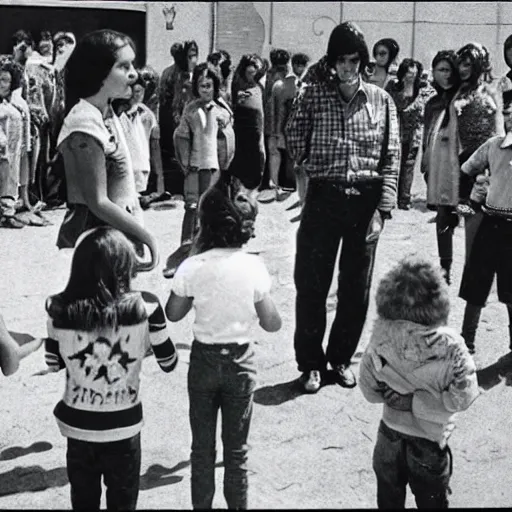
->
[0,215,25,228]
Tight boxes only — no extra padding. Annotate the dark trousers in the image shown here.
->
[397,143,418,207]
[188,340,257,509]
[373,421,452,509]
[66,434,141,512]
[294,180,382,372]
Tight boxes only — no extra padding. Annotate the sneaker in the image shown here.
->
[257,189,276,204]
[332,364,357,388]
[300,370,322,393]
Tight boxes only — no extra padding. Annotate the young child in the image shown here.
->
[458,90,512,354]
[163,62,235,279]
[44,227,178,512]
[359,256,480,509]
[165,173,281,509]
[0,312,43,376]
[117,68,166,204]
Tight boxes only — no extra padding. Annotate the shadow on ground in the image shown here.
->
[140,460,224,491]
[0,465,68,496]
[0,441,53,461]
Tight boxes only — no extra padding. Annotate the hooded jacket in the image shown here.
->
[359,317,480,448]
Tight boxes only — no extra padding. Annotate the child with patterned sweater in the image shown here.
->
[44,227,178,512]
[359,256,480,509]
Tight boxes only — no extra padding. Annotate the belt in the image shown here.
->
[313,178,383,196]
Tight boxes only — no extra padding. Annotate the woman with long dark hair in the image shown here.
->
[229,53,267,191]
[421,50,461,284]
[386,58,435,209]
[56,29,158,270]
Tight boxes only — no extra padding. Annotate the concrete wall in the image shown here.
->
[8,2,512,79]
[145,2,212,74]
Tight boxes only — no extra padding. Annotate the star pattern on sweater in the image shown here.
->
[68,334,137,385]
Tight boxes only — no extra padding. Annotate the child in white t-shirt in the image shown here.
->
[165,173,281,509]
[118,70,165,198]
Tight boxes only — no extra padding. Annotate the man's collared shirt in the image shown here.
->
[285,63,400,212]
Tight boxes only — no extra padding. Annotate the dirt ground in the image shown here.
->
[1,164,512,510]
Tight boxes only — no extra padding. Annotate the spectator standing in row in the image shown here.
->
[286,22,400,393]
[159,41,198,194]
[207,50,233,106]
[229,54,267,191]
[386,58,435,210]
[163,62,235,279]
[365,38,400,90]
[118,68,165,203]
[259,49,291,202]
[421,50,461,285]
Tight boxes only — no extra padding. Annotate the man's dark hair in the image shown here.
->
[269,48,290,67]
[326,22,369,72]
[396,58,424,97]
[174,40,198,71]
[291,53,310,67]
[12,29,33,49]
[372,38,400,70]
[456,43,488,88]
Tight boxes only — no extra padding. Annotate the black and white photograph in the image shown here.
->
[0,1,511,509]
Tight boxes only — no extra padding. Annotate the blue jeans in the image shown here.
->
[66,433,141,511]
[372,421,452,509]
[188,340,257,509]
[294,179,383,372]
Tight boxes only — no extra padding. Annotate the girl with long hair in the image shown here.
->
[56,29,158,270]
[44,226,178,511]
[162,62,235,279]
[386,58,435,209]
[165,172,281,509]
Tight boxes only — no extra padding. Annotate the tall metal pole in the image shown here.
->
[269,1,274,46]
[340,2,343,23]
[411,1,417,59]
[210,2,217,53]
[497,1,502,75]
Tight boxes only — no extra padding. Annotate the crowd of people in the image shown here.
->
[2,18,512,511]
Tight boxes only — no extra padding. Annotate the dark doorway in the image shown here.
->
[0,5,146,65]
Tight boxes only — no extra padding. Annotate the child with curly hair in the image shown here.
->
[359,255,480,508]
[165,172,281,509]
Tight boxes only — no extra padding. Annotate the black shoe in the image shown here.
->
[332,364,357,388]
[398,203,411,210]
[299,370,322,393]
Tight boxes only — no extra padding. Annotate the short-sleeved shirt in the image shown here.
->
[172,248,272,344]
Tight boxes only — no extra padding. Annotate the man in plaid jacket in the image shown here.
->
[285,22,400,393]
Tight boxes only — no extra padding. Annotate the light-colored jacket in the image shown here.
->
[359,317,480,448]
[173,97,235,171]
